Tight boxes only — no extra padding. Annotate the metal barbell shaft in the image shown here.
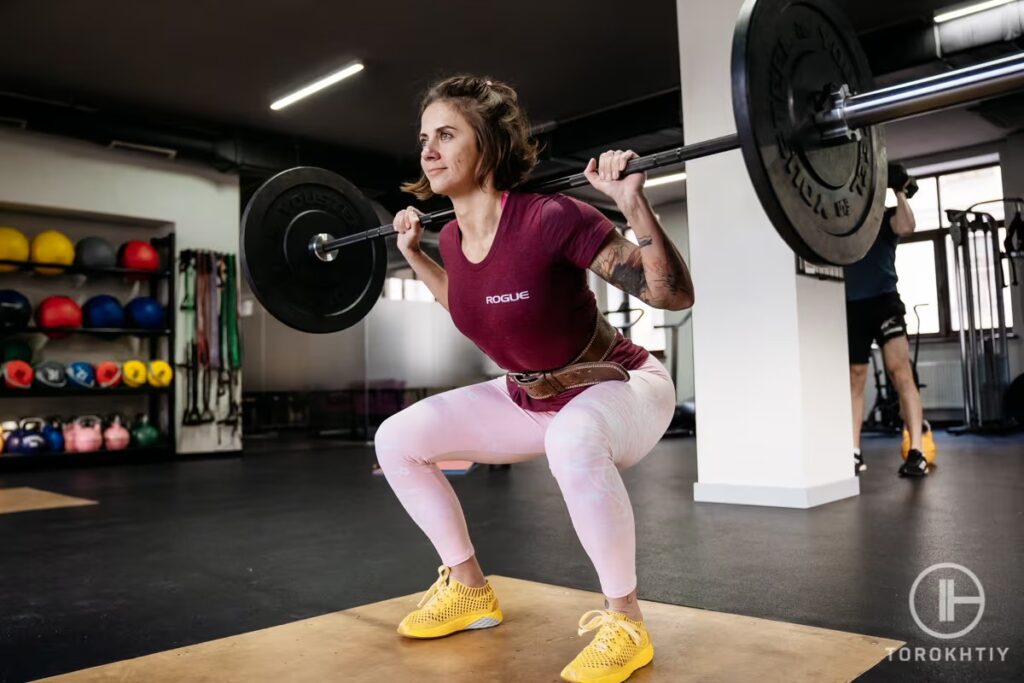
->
[827,51,1024,137]
[314,51,1024,261]
[315,133,740,256]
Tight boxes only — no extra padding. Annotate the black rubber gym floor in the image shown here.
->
[1,430,1022,682]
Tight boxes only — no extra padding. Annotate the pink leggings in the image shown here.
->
[375,355,675,598]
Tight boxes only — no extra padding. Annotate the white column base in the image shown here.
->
[693,477,860,509]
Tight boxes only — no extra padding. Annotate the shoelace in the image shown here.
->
[417,565,451,609]
[577,610,642,653]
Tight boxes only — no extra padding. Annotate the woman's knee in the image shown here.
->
[374,409,436,471]
[544,414,611,474]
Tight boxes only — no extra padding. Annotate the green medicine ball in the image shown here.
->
[0,338,32,364]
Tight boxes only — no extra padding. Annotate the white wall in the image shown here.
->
[0,128,240,453]
[240,285,492,392]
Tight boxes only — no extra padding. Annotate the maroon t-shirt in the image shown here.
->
[439,192,650,412]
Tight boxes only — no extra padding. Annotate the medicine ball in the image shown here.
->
[35,296,83,338]
[95,361,122,388]
[74,236,117,269]
[118,240,160,271]
[3,360,34,388]
[0,227,30,272]
[122,360,147,388]
[31,230,75,274]
[125,297,165,329]
[0,290,31,327]
[82,295,126,329]
[66,361,97,388]
[147,360,173,387]
[34,360,67,388]
[0,339,32,364]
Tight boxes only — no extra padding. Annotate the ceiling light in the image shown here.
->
[645,172,687,188]
[934,0,1015,24]
[271,62,364,111]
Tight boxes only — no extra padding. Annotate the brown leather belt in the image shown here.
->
[508,315,629,400]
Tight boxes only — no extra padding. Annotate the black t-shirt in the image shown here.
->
[845,207,899,301]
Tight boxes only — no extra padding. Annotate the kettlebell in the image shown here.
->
[5,421,26,454]
[103,414,130,451]
[1,419,19,454]
[131,413,161,448]
[18,418,48,454]
[42,416,65,453]
[68,415,103,453]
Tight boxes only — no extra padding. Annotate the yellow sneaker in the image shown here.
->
[396,565,503,639]
[560,610,654,683]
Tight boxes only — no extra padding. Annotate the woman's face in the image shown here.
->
[419,100,483,197]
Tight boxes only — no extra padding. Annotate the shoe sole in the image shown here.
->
[397,608,504,639]
[561,643,654,683]
[898,466,928,477]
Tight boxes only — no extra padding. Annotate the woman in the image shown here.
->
[376,75,694,683]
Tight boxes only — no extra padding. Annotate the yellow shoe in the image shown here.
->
[396,565,503,639]
[560,610,654,683]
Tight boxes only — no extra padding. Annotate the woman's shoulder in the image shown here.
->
[513,192,591,222]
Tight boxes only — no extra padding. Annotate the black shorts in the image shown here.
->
[846,292,907,364]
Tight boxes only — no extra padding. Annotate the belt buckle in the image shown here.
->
[511,371,542,384]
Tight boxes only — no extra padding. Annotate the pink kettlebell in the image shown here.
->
[103,415,130,451]
[69,416,103,453]
[63,420,79,453]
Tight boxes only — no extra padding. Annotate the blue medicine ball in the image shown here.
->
[0,289,31,328]
[82,295,126,329]
[66,361,96,388]
[125,296,165,329]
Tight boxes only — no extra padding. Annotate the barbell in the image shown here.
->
[240,0,1024,334]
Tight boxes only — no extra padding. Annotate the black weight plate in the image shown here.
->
[240,167,386,333]
[732,0,886,266]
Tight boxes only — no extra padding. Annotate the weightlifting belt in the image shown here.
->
[508,315,629,400]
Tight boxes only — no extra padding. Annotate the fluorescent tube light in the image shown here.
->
[271,62,364,111]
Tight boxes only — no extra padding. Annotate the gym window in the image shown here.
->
[384,276,434,302]
[894,162,1014,337]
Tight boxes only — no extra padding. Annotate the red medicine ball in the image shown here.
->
[2,360,34,388]
[119,241,160,272]
[35,296,83,339]
[95,361,122,388]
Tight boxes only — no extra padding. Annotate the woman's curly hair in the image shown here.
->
[401,75,539,200]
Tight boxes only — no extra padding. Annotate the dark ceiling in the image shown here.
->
[0,0,1018,203]
[0,0,680,158]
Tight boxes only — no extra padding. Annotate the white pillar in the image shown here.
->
[677,0,859,507]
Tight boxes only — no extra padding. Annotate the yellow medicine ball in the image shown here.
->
[147,360,173,387]
[31,230,76,275]
[0,227,30,272]
[122,359,148,388]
